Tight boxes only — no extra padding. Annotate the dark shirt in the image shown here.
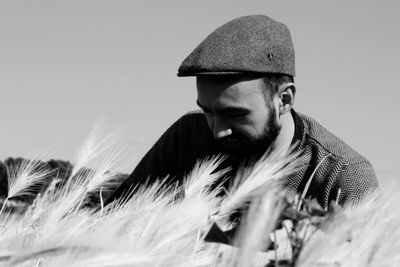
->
[107,110,379,208]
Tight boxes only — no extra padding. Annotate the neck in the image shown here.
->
[270,109,295,156]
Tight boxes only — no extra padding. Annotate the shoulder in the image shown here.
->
[294,112,379,206]
[181,109,207,122]
[162,110,211,142]
[297,112,370,165]
[171,110,209,131]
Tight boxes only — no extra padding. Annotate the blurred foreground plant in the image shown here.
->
[0,126,388,267]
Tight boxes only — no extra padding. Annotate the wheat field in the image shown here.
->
[0,126,395,267]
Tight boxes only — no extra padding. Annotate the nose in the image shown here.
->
[210,116,232,140]
[215,128,232,139]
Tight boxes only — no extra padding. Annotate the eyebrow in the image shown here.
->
[196,100,249,114]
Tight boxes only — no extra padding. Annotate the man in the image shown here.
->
[107,15,378,208]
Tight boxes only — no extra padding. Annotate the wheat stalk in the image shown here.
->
[217,148,301,219]
[0,157,52,215]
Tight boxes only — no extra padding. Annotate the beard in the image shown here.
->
[216,107,282,162]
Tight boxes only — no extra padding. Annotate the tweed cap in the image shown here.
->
[177,15,295,77]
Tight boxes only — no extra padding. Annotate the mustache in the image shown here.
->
[219,131,246,141]
[218,135,248,147]
[216,133,251,152]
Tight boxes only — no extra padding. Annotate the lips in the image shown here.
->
[221,137,242,149]
[226,137,240,143]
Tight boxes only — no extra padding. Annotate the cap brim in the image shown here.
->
[177,71,260,77]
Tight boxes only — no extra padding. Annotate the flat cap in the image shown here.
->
[177,15,295,77]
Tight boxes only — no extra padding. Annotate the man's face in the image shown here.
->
[196,75,281,158]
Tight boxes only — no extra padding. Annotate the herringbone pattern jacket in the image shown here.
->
[107,110,379,208]
[282,112,378,207]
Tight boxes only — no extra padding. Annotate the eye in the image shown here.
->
[228,111,247,119]
[227,114,244,121]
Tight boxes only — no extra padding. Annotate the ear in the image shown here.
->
[278,83,296,115]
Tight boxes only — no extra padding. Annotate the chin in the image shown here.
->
[223,140,269,160]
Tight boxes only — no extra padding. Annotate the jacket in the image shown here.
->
[106,110,379,208]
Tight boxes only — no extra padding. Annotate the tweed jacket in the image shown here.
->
[107,110,379,208]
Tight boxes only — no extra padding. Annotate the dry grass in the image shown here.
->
[0,127,393,267]
[0,127,296,267]
[297,181,398,267]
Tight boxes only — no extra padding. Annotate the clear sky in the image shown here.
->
[0,1,399,179]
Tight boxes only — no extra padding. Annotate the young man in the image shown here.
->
[107,15,378,208]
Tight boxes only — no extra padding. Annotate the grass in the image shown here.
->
[0,126,391,267]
